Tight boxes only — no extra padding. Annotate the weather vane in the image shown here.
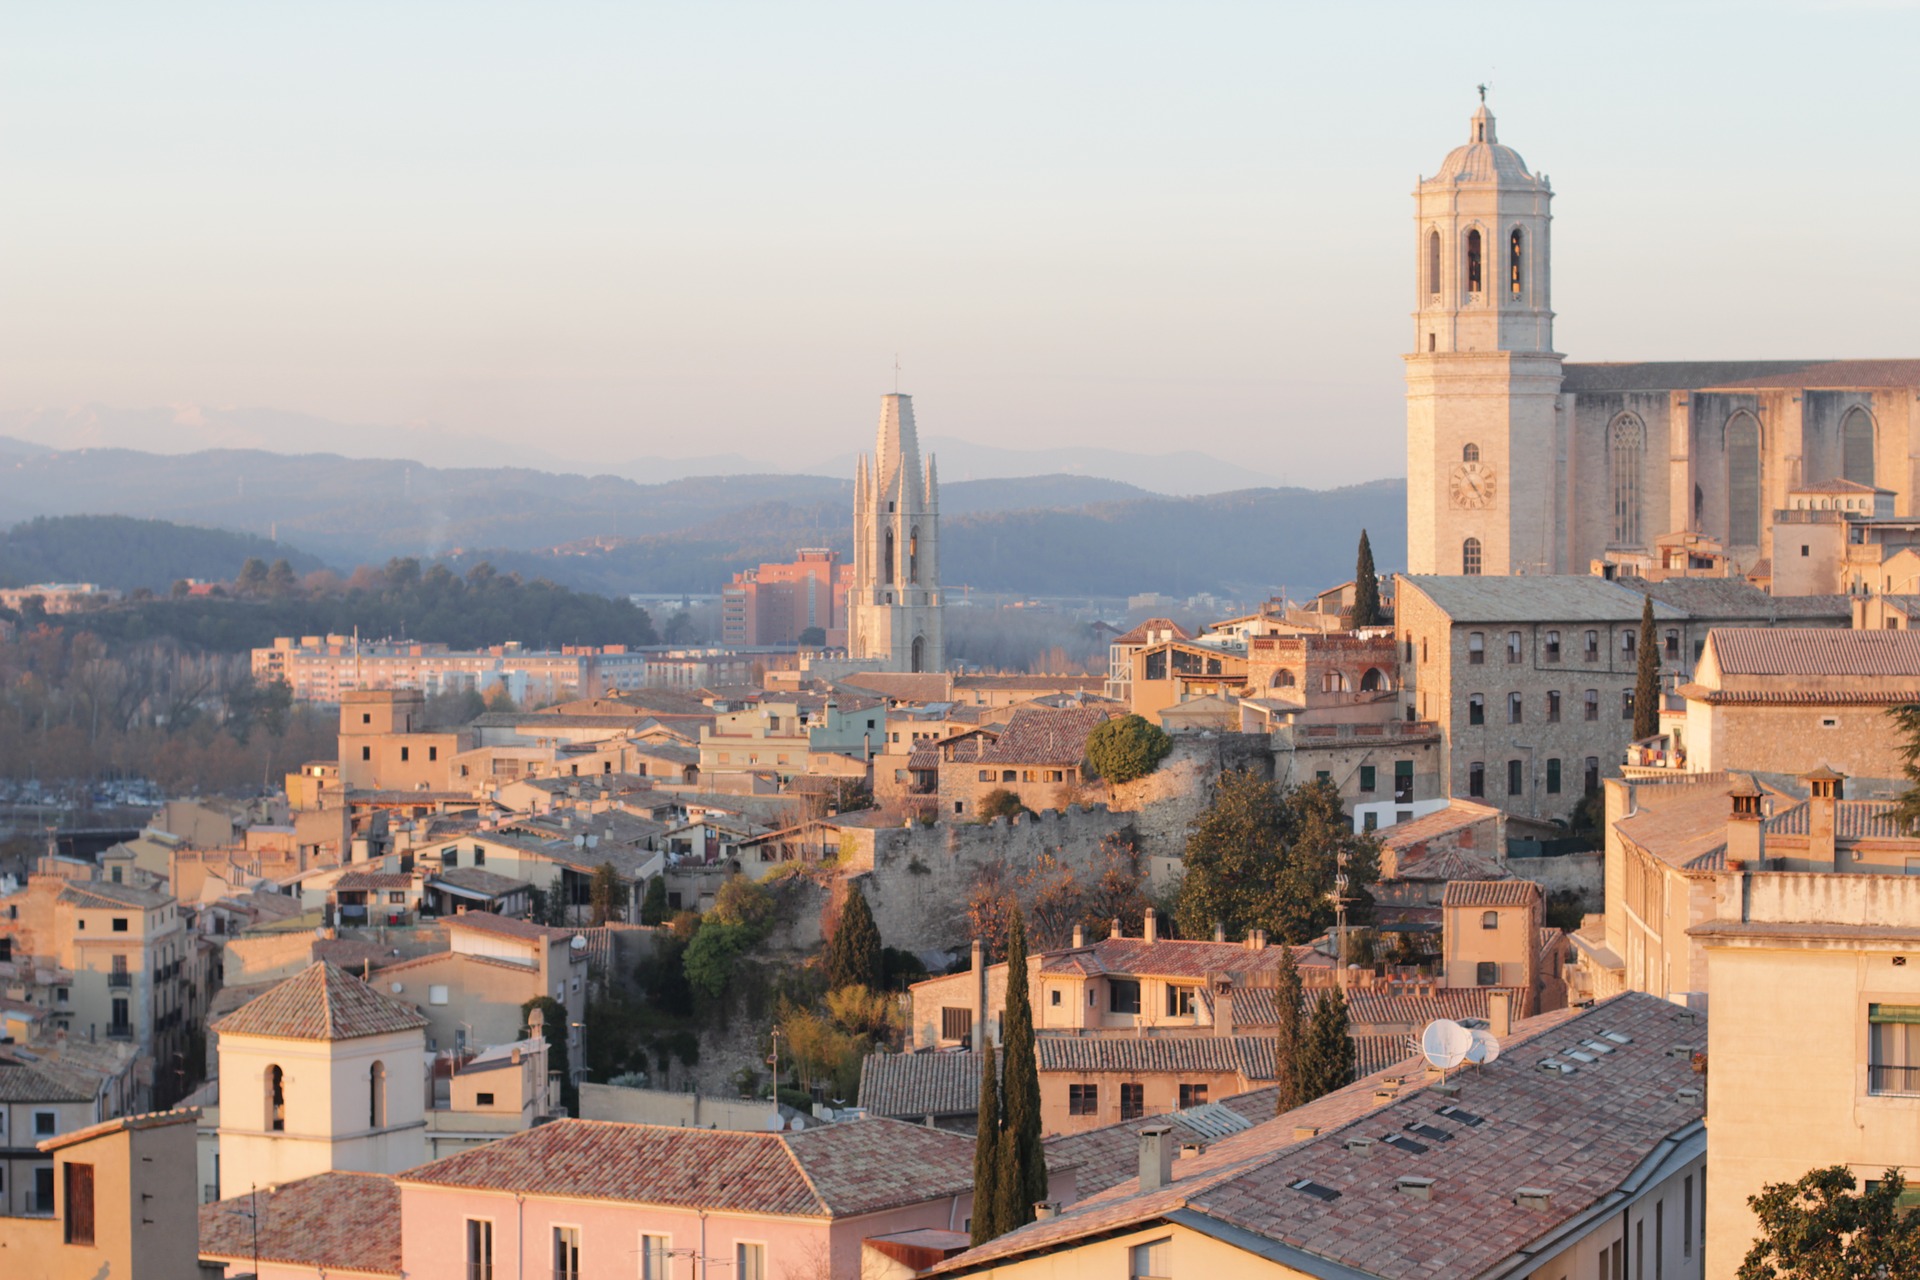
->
[893,353,902,394]
[1477,82,1488,103]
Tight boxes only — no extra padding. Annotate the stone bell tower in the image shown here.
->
[1405,97,1564,576]
[848,393,944,672]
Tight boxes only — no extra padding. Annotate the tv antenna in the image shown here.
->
[1420,1019,1474,1079]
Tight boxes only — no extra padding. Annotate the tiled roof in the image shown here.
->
[398,1116,977,1217]
[838,672,956,704]
[1707,626,1920,677]
[1036,1035,1274,1080]
[1036,938,1319,981]
[198,1173,401,1277]
[1682,685,1920,705]
[0,1051,99,1103]
[1622,577,1850,621]
[38,1107,197,1153]
[1379,800,1502,852]
[934,993,1707,1278]
[1561,359,1920,392]
[858,1051,984,1118]
[1113,617,1194,646]
[1398,575,1685,624]
[333,871,416,893]
[215,962,428,1042]
[431,867,530,895]
[1794,477,1890,495]
[1441,880,1541,908]
[1330,986,1530,1031]
[1765,798,1911,841]
[1043,1088,1277,1197]
[443,912,574,943]
[975,707,1116,767]
[57,880,172,910]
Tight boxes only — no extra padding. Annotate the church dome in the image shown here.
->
[1428,103,1546,189]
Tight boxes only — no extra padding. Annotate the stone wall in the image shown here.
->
[1108,733,1270,866]
[1511,851,1604,904]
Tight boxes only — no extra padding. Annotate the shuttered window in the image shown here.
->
[64,1163,95,1246]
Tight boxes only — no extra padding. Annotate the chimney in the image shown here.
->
[1143,907,1159,944]
[1805,766,1844,871]
[1138,1124,1176,1192]
[1034,1200,1059,1221]
[1110,917,1123,940]
[1213,980,1234,1038]
[1726,775,1765,869]
[971,938,989,1052]
[1487,989,1512,1038]
[1246,929,1268,952]
[1213,921,1226,943]
[1071,923,1084,949]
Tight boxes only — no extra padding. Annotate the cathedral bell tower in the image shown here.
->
[1405,98,1564,576]
[849,393,944,672]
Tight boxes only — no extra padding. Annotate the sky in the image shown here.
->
[3,2,1917,488]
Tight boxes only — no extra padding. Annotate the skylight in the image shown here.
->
[1291,1178,1342,1202]
[1382,1134,1429,1154]
[1435,1105,1484,1127]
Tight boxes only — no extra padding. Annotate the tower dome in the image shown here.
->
[1428,103,1547,189]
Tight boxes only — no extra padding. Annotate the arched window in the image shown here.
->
[1465,229,1483,294]
[1321,671,1351,693]
[1693,483,1704,530]
[267,1065,285,1132]
[1609,414,1645,547]
[1271,669,1296,688]
[910,635,925,673]
[1359,668,1387,692]
[1462,443,1480,463]
[1427,229,1441,295]
[369,1061,386,1129]
[1843,406,1876,487]
[1463,537,1483,576]
[883,530,895,585]
[1509,228,1523,295]
[908,527,919,584]
[1726,412,1763,546]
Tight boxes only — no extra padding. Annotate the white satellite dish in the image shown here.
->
[763,1113,784,1132]
[1420,1019,1473,1072]
[1467,1028,1502,1066]
[787,1116,806,1131]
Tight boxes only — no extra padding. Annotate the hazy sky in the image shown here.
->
[3,2,1917,487]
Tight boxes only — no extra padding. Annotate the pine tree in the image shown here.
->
[1346,530,1381,629]
[827,885,883,992]
[996,908,1047,1231]
[1296,986,1356,1102]
[970,1040,1002,1246]
[639,875,669,926]
[1633,594,1662,741]
[589,862,626,926]
[1272,944,1306,1115]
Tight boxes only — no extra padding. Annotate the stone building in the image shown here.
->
[847,393,944,673]
[1406,97,1920,581]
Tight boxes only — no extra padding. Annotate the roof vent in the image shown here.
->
[1373,1085,1400,1103]
[1382,1134,1429,1155]
[1564,1050,1598,1065]
[1431,1081,1461,1097]
[1515,1187,1553,1212]
[1600,1031,1632,1045]
[1290,1178,1341,1202]
[1666,1044,1698,1059]
[1345,1137,1376,1155]
[1435,1104,1484,1127]
[1396,1176,1436,1201]
[1293,1125,1321,1141]
[1677,1086,1703,1104]
[1579,1039,1616,1055]
[1538,1059,1576,1075]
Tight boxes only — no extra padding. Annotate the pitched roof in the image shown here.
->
[1561,359,1920,392]
[198,1172,401,1277]
[1441,880,1541,908]
[1036,937,1320,982]
[431,867,531,895]
[442,912,575,943]
[1035,1035,1275,1079]
[0,1051,99,1103]
[333,871,416,893]
[1621,577,1851,622]
[934,993,1707,1278]
[858,1051,984,1118]
[1765,798,1911,841]
[1113,617,1194,646]
[975,707,1116,766]
[57,880,172,910]
[214,961,428,1042]
[1399,575,1685,624]
[38,1107,198,1153]
[1706,627,1920,677]
[1793,477,1890,495]
[397,1116,976,1217]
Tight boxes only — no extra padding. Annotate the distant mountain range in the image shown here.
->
[0,432,1405,600]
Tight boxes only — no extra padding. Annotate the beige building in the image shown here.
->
[379,913,587,1062]
[339,689,470,793]
[1439,879,1541,1001]
[253,634,655,704]
[0,1052,105,1217]
[848,392,945,673]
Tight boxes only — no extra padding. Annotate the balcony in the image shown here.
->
[108,972,132,988]
[1869,1064,1920,1096]
[107,1023,133,1040]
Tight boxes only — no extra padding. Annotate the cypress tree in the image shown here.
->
[1297,986,1356,1102]
[997,908,1047,1230]
[1346,530,1381,630]
[970,1040,1002,1246]
[827,884,883,992]
[1272,944,1306,1115]
[1633,594,1662,742]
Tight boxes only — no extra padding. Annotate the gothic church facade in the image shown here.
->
[848,392,944,672]
[1407,101,1920,579]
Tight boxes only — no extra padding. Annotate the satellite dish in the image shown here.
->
[1467,1028,1502,1066]
[1420,1019,1473,1072]
[390,982,404,994]
[763,1113,784,1132]
[570,935,587,951]
[787,1116,806,1131]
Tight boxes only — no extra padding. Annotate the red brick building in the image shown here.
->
[720,549,848,647]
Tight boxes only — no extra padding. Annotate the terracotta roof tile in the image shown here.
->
[1036,1035,1275,1079]
[198,1172,400,1276]
[975,707,1116,767]
[442,912,575,943]
[1441,880,1541,908]
[859,1051,984,1118]
[214,961,427,1042]
[1707,626,1920,677]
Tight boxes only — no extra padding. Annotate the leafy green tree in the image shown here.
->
[589,862,627,926]
[1345,529,1381,629]
[664,609,698,644]
[1174,772,1380,945]
[639,875,670,925]
[265,558,298,597]
[977,789,1032,822]
[484,684,518,713]
[1085,714,1174,785]
[684,923,757,999]
[1272,943,1306,1115]
[1889,704,1920,833]
[521,995,575,1114]
[1296,986,1355,1102]
[797,626,826,647]
[235,557,269,596]
[1633,594,1661,741]
[971,1040,1002,1246]
[994,909,1047,1233]
[827,884,882,993]
[711,875,775,931]
[1739,1165,1920,1279]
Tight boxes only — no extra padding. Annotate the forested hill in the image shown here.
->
[0,516,327,593]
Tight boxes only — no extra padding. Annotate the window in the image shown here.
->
[1050,989,1062,1006]
[1656,1200,1665,1280]
[400,746,410,762]
[1477,961,1498,986]
[1069,1084,1099,1116]
[1465,228,1483,293]
[1109,979,1142,1015]
[35,1166,54,1215]
[35,1110,57,1136]
[1481,910,1499,931]
[1130,1237,1172,1280]
[1622,690,1635,721]
[1507,631,1522,663]
[1468,633,1485,665]
[63,1162,94,1246]
[111,917,127,933]
[1179,1083,1209,1108]
[466,1219,494,1280]
[1468,694,1485,725]
[111,997,129,1037]
[1585,630,1600,661]
[1869,1004,1920,1095]
[552,1227,582,1280]
[429,746,439,761]
[1507,760,1523,795]
[1462,442,1481,463]
[362,746,371,761]
[736,1243,766,1280]
[1584,690,1599,721]
[1547,758,1562,794]
[1121,1083,1145,1120]
[1463,538,1482,576]
[1509,227,1524,294]
[1665,629,1680,660]
[1683,1175,1694,1257]
[388,891,406,905]
[1545,630,1561,662]
[1427,229,1441,295]
[1166,985,1197,1017]
[1508,693,1523,724]
[1468,762,1485,798]
[640,1234,671,1280]
[1546,691,1561,722]
[1359,765,1376,793]
[268,1064,286,1131]
[476,1091,495,1106]
[1610,414,1645,546]
[1728,412,1763,546]
[941,1007,973,1042]
[1843,405,1876,486]
[1394,760,1414,803]
[1585,757,1601,794]
[370,1060,387,1128]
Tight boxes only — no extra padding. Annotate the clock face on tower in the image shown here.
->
[1449,460,1497,509]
